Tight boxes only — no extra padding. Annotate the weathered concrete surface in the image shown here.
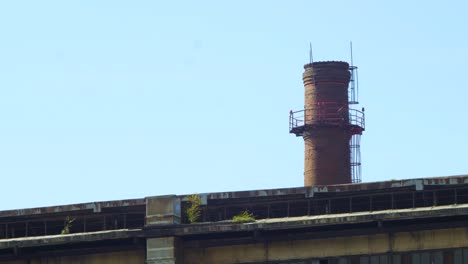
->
[2,204,467,250]
[183,227,468,264]
[146,195,181,226]
[173,204,468,236]
[1,174,467,221]
[147,237,181,264]
[0,229,142,250]
[1,175,468,263]
[0,199,145,218]
[198,174,468,200]
[0,250,144,264]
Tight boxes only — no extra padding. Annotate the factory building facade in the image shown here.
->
[1,176,468,264]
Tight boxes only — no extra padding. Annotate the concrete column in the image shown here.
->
[145,195,181,226]
[145,196,182,264]
[146,237,181,264]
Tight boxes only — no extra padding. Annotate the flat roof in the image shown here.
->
[2,203,468,250]
[1,174,468,219]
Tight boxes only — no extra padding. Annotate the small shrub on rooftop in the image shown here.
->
[232,210,255,223]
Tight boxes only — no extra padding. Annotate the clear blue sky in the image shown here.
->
[1,1,467,210]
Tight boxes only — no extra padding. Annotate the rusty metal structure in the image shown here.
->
[290,61,364,186]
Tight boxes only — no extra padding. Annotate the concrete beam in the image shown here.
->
[0,229,143,250]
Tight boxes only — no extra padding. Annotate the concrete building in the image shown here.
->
[1,176,468,263]
[1,61,467,264]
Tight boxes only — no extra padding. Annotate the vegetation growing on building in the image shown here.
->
[186,194,202,223]
[232,210,255,223]
[61,216,75,234]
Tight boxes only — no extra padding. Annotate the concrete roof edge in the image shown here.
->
[0,198,146,219]
[0,229,144,250]
[174,204,468,236]
[1,174,468,217]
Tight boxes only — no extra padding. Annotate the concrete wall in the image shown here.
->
[0,250,144,264]
[183,227,468,264]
